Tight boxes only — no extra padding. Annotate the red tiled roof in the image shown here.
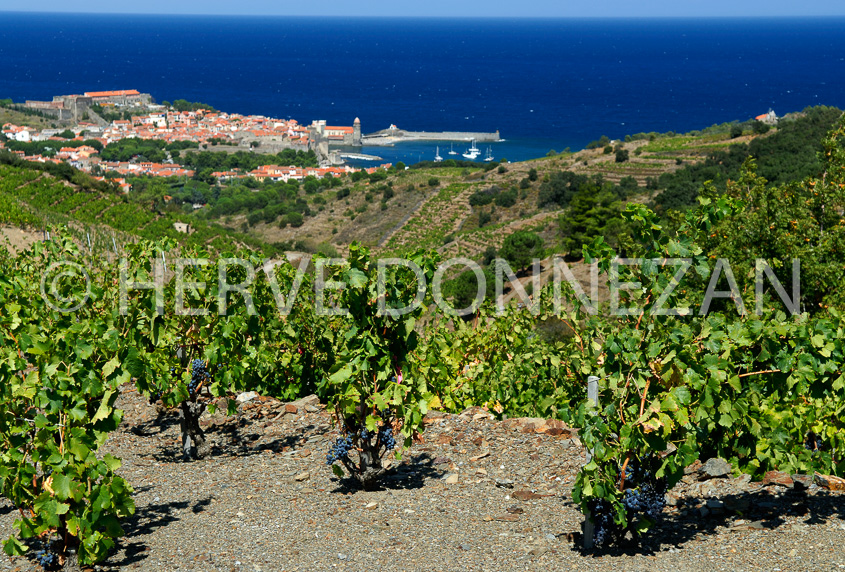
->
[84,90,141,98]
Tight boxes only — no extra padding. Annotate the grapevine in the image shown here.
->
[33,548,59,570]
[326,413,398,475]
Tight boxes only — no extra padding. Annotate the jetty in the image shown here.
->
[338,152,383,161]
[362,126,501,146]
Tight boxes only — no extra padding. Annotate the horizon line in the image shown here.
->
[3,10,845,19]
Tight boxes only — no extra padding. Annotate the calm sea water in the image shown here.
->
[2,13,845,163]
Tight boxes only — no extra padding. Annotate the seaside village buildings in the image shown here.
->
[2,89,382,193]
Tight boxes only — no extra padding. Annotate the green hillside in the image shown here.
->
[0,153,280,256]
[2,106,842,266]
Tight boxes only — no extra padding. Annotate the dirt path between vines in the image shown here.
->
[0,225,39,255]
[1,385,843,571]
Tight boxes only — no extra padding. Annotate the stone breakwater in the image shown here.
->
[362,129,502,146]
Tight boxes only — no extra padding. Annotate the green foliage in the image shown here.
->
[121,239,331,447]
[615,149,629,163]
[709,123,845,313]
[169,99,218,112]
[538,171,585,209]
[586,135,612,150]
[4,138,105,158]
[286,211,304,228]
[559,189,627,257]
[752,120,771,134]
[568,188,845,547]
[320,244,439,488]
[469,185,517,208]
[477,210,493,227]
[750,106,843,183]
[180,148,317,174]
[0,237,135,564]
[0,162,278,257]
[494,189,517,207]
[499,230,543,271]
[89,104,132,123]
[441,267,496,311]
[653,107,843,211]
[416,303,584,419]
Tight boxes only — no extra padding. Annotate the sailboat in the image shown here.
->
[448,142,457,155]
[483,146,494,162]
[462,138,480,160]
[434,146,443,162]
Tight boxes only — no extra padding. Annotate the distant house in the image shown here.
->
[755,109,778,126]
[173,222,191,234]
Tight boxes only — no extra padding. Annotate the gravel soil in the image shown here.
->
[2,385,844,572]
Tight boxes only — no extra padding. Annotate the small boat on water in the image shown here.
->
[434,146,443,162]
[462,138,480,160]
[483,146,494,162]
[448,143,457,155]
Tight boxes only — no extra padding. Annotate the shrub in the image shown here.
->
[286,212,304,227]
[478,210,492,227]
[499,230,543,271]
[753,120,771,134]
[494,189,517,207]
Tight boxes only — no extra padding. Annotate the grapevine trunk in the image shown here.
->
[179,401,209,460]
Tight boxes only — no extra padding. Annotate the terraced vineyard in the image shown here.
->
[383,182,473,252]
[0,164,275,255]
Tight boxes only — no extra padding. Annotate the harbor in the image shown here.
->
[337,136,563,168]
[362,125,502,146]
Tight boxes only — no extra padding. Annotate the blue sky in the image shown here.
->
[4,0,845,17]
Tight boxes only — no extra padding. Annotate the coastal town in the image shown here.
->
[0,89,389,191]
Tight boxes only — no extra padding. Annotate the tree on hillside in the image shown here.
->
[709,153,845,314]
[445,267,496,313]
[500,230,543,272]
[752,120,770,134]
[559,189,627,258]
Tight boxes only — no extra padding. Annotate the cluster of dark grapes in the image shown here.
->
[379,425,396,450]
[326,414,397,466]
[587,455,667,549]
[34,549,58,569]
[586,497,617,547]
[622,480,666,520]
[805,431,824,452]
[189,359,210,397]
[326,434,354,465]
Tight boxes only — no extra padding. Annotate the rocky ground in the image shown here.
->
[1,385,844,572]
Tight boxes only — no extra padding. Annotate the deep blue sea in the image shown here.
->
[2,13,845,163]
